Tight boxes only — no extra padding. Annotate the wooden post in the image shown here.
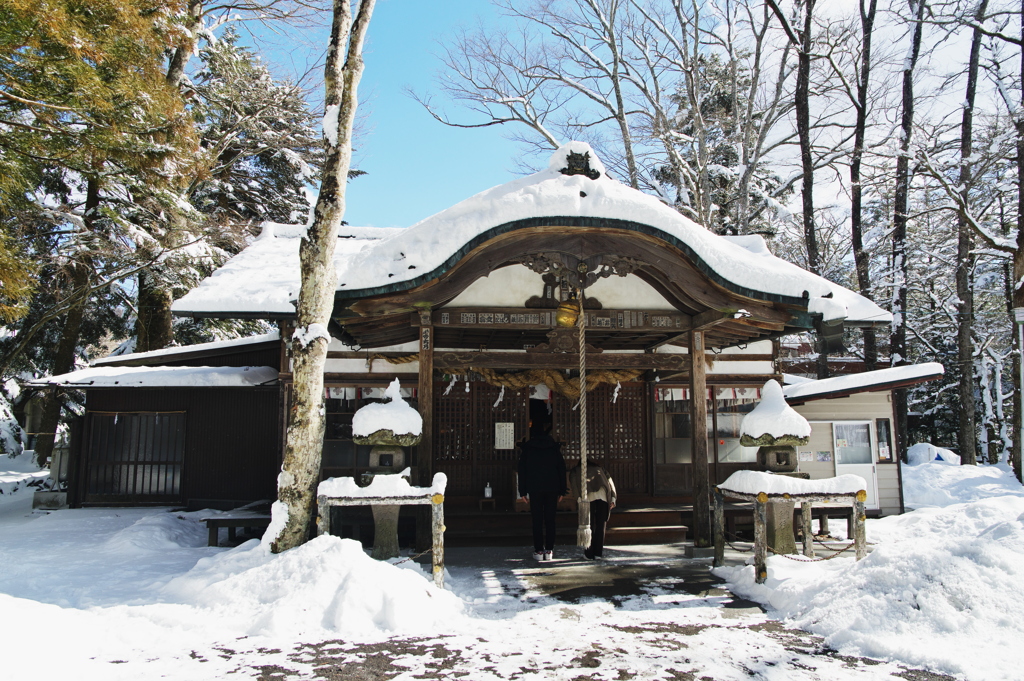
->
[417,313,434,551]
[819,511,830,536]
[854,491,867,561]
[690,329,711,547]
[754,492,768,584]
[713,487,725,567]
[431,493,445,589]
[801,502,814,557]
[317,498,329,536]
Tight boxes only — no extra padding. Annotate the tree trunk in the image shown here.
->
[166,1,203,89]
[1013,1,1024,481]
[33,178,100,467]
[270,0,376,553]
[135,270,174,353]
[796,0,818,276]
[850,0,878,371]
[956,0,987,466]
[891,0,926,461]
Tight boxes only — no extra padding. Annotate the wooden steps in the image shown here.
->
[442,505,689,546]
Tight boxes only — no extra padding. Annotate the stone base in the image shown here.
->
[371,504,401,560]
[765,500,797,555]
[685,545,716,559]
[32,491,67,510]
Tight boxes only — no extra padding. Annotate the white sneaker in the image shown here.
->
[543,550,553,561]
[532,551,544,561]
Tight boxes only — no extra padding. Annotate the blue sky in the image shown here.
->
[255,0,528,228]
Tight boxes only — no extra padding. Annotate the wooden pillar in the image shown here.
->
[754,492,768,584]
[801,502,814,557]
[418,311,434,481]
[690,329,711,547]
[417,312,434,551]
[431,493,445,589]
[854,491,867,561]
[712,488,725,567]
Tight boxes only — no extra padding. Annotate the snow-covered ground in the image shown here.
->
[0,453,1020,680]
[717,457,1024,681]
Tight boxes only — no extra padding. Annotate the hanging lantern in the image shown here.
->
[556,297,580,328]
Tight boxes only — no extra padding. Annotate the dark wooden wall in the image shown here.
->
[77,387,281,509]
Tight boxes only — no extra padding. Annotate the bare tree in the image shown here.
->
[892,0,928,461]
[270,0,376,553]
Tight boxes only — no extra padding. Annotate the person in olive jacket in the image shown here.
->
[517,421,568,561]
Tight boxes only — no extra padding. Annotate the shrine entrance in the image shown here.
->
[432,377,649,504]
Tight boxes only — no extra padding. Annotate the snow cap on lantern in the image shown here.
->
[351,378,423,447]
[739,379,811,447]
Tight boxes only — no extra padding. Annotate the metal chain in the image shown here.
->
[723,530,862,562]
[391,547,433,566]
[768,541,857,562]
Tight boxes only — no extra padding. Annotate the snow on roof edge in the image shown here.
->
[93,331,281,366]
[28,365,280,388]
[783,363,945,402]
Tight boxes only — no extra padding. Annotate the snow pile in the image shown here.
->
[319,469,447,498]
[351,378,423,437]
[720,470,866,496]
[0,453,47,505]
[717,496,1024,680]
[740,379,811,441]
[29,365,279,388]
[907,441,960,465]
[902,459,1023,509]
[1,384,23,457]
[161,535,464,639]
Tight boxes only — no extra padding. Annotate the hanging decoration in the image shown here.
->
[470,367,642,401]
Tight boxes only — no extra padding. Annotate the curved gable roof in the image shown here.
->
[336,143,889,326]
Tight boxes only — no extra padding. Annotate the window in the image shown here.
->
[86,411,185,501]
[876,418,893,462]
[833,422,872,464]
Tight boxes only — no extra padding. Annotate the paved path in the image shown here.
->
[247,543,956,681]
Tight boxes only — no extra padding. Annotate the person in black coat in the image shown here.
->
[517,421,568,561]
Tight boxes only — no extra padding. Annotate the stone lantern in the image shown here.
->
[739,380,812,554]
[351,378,423,559]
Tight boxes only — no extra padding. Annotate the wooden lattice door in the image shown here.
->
[551,382,648,498]
[433,379,530,498]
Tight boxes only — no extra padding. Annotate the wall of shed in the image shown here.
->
[792,392,902,516]
[80,387,280,509]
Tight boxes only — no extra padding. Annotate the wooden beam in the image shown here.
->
[433,351,689,371]
[690,329,711,548]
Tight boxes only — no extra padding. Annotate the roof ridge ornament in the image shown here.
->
[560,151,601,180]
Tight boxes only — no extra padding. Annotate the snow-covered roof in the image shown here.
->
[173,144,889,326]
[92,331,280,366]
[335,143,889,324]
[172,223,403,316]
[28,365,279,388]
[783,363,945,403]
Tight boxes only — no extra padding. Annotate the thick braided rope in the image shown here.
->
[576,297,592,548]
[471,367,642,400]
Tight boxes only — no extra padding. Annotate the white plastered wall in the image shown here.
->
[792,391,902,516]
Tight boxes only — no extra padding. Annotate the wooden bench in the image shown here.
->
[202,512,272,547]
